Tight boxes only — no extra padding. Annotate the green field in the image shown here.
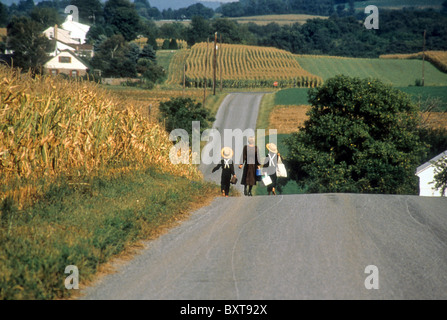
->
[353,0,444,10]
[274,86,447,111]
[156,50,177,72]
[397,86,447,111]
[274,88,310,105]
[296,56,447,87]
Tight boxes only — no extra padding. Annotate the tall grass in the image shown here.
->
[0,66,201,208]
[0,66,219,300]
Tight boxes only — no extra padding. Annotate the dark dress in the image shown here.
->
[241,145,260,186]
[212,159,235,196]
[263,151,280,193]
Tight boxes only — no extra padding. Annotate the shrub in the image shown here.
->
[285,75,427,194]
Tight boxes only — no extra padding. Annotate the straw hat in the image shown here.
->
[221,147,234,159]
[266,143,278,154]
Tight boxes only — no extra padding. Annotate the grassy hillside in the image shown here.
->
[229,14,328,26]
[380,51,447,74]
[295,55,447,87]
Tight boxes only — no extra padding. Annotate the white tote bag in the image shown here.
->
[262,173,272,186]
[276,157,287,178]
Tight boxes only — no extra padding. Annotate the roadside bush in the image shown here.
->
[158,97,215,141]
[285,75,427,194]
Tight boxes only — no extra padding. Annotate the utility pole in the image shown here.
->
[220,34,223,93]
[422,29,426,87]
[213,32,217,96]
[204,39,209,107]
[183,64,186,97]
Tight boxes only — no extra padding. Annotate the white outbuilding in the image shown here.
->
[415,150,447,197]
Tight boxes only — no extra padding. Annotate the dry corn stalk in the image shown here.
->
[0,66,202,206]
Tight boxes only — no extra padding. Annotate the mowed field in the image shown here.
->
[295,55,447,87]
[229,14,328,26]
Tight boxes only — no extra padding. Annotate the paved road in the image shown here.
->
[81,93,447,300]
[82,194,447,299]
[199,93,264,193]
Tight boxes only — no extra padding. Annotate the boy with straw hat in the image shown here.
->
[212,147,236,197]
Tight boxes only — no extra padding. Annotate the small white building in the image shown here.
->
[44,50,89,78]
[415,150,447,197]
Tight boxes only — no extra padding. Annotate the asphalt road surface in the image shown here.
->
[81,93,447,300]
[199,93,264,193]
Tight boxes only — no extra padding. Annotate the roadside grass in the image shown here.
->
[256,93,276,131]
[0,167,219,300]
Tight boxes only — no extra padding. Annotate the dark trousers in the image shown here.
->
[221,183,230,196]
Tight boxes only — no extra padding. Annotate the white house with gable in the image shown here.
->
[415,150,447,197]
[61,15,90,45]
[44,50,89,78]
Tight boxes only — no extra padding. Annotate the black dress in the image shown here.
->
[212,159,235,196]
[241,145,260,186]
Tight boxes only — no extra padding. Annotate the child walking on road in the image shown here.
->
[212,147,236,197]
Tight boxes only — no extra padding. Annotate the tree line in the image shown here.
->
[1,0,447,77]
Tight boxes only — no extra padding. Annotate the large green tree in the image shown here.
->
[185,16,212,47]
[104,0,140,41]
[285,75,427,194]
[6,16,52,73]
[90,34,137,77]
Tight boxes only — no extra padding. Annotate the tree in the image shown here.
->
[432,157,447,196]
[285,75,427,194]
[140,44,156,62]
[90,34,137,77]
[185,16,212,47]
[169,38,178,50]
[104,0,140,41]
[70,0,103,24]
[30,6,62,28]
[0,2,8,27]
[212,18,243,44]
[158,98,215,141]
[6,16,52,73]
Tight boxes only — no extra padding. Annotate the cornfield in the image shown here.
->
[168,43,323,89]
[380,51,447,73]
[0,66,201,207]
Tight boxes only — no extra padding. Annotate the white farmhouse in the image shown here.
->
[415,150,447,197]
[43,23,94,58]
[44,50,89,78]
[61,15,90,45]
